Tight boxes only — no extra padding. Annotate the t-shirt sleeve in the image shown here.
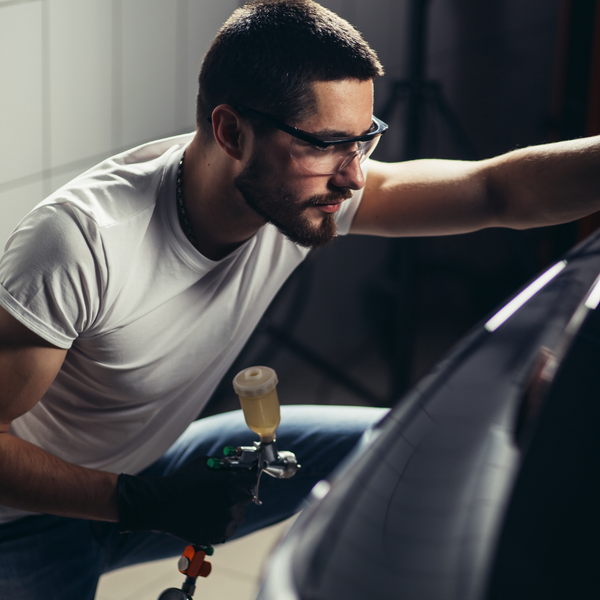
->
[0,204,105,348]
[334,159,369,236]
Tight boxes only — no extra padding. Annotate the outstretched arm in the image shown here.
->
[352,136,600,237]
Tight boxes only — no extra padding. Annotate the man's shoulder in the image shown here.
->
[38,133,194,230]
[114,132,195,167]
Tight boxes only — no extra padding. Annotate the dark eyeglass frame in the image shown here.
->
[209,106,388,148]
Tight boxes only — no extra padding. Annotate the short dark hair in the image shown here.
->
[196,0,384,141]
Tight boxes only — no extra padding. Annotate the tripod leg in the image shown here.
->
[380,81,412,124]
[428,82,478,160]
[388,237,421,402]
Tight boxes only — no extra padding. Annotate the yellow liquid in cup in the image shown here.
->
[238,388,281,443]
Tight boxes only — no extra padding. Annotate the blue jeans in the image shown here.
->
[0,405,387,600]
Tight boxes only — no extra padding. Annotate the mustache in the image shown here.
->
[308,189,353,206]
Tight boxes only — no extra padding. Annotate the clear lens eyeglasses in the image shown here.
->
[234,106,388,175]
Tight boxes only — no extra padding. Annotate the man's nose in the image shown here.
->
[330,152,366,190]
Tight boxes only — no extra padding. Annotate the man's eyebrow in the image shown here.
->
[311,122,375,138]
[312,128,353,137]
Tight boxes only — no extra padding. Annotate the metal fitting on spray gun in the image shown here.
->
[207,366,300,504]
[157,367,300,600]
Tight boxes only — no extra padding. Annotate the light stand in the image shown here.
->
[377,0,476,400]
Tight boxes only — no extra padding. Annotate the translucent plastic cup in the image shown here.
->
[233,366,280,443]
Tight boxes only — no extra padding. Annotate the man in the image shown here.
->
[0,1,599,598]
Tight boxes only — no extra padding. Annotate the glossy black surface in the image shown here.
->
[257,229,600,600]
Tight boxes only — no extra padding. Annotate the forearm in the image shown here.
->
[353,136,600,237]
[0,432,118,521]
[487,135,600,229]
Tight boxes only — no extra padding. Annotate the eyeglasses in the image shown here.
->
[233,106,388,175]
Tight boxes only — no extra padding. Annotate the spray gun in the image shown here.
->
[157,366,300,599]
[207,366,300,504]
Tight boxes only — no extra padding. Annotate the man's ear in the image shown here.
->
[210,105,250,161]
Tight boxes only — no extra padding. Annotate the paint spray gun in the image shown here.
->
[157,366,300,599]
[208,366,300,503]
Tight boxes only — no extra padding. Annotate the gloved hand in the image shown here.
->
[117,456,257,545]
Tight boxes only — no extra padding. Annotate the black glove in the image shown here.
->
[117,456,257,545]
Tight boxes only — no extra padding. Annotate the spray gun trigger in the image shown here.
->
[253,469,264,505]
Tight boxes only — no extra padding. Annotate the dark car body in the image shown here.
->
[257,229,600,600]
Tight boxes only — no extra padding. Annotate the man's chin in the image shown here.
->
[234,171,339,248]
[276,214,337,249]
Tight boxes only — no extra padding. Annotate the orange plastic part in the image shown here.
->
[198,560,212,578]
[178,545,196,574]
[179,545,212,578]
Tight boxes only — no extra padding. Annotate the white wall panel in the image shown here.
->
[0,2,43,184]
[48,0,113,168]
[121,0,178,147]
[0,181,43,250]
[183,0,240,131]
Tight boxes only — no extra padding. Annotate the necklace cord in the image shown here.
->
[176,151,199,250]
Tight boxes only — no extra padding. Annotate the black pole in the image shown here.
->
[378,0,479,404]
[404,0,431,160]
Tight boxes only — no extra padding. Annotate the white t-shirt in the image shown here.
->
[0,133,364,523]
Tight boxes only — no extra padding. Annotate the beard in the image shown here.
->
[234,150,352,249]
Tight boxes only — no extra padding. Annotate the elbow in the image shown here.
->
[483,159,549,230]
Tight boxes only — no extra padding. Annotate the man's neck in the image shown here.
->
[181,135,265,261]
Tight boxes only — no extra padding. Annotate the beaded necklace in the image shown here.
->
[176,151,199,250]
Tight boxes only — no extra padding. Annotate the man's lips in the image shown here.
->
[315,202,342,213]
[310,194,350,213]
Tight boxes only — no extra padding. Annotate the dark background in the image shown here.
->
[205,0,600,416]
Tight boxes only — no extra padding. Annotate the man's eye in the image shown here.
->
[299,143,329,154]
[335,142,356,152]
